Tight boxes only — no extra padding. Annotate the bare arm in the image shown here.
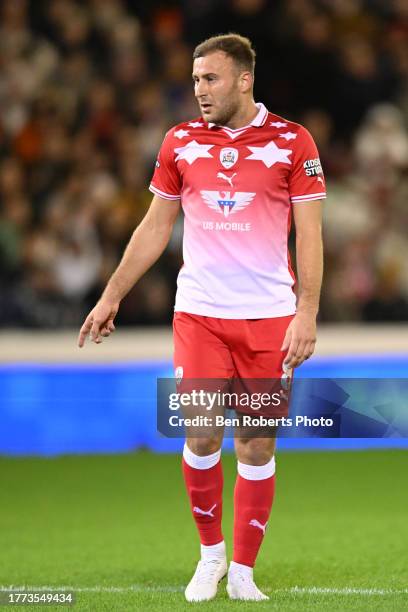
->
[78,194,180,347]
[294,200,323,316]
[281,200,323,368]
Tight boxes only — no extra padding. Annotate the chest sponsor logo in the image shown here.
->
[200,190,255,218]
[202,220,251,232]
[304,158,323,176]
[220,147,238,169]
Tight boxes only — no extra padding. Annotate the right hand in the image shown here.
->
[77,300,119,347]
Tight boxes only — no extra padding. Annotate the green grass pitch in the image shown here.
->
[0,450,407,611]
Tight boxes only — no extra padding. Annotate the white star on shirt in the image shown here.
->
[174,129,190,139]
[188,121,204,128]
[270,121,287,128]
[245,141,292,168]
[174,140,214,164]
[279,131,297,141]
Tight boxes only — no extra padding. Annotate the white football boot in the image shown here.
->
[227,561,269,601]
[185,541,227,602]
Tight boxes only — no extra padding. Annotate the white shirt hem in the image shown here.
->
[174,302,296,319]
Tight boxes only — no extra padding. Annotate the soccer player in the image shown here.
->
[78,34,325,602]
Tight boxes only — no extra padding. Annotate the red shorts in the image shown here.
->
[173,312,293,378]
[173,312,294,418]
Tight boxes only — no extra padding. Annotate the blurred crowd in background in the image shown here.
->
[0,0,407,327]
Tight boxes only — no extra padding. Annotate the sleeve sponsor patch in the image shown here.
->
[304,158,323,177]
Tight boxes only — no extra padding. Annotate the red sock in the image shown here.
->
[182,444,223,546]
[233,457,276,567]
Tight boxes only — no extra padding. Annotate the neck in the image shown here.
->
[223,100,258,129]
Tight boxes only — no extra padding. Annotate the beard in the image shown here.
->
[201,93,241,127]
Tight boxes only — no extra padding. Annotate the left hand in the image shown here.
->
[280,312,317,369]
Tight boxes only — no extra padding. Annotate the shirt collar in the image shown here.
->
[208,102,268,130]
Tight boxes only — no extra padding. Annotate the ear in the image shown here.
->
[239,71,253,94]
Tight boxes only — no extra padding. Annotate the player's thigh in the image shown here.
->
[232,315,294,378]
[173,312,234,446]
[231,315,294,422]
[173,312,235,378]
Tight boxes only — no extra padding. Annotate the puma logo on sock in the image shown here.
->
[193,503,217,517]
[249,519,268,535]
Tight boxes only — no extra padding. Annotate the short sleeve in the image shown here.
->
[288,126,326,203]
[149,129,181,201]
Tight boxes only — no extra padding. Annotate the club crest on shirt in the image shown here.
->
[175,366,184,385]
[220,147,238,169]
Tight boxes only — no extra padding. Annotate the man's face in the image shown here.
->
[192,51,243,125]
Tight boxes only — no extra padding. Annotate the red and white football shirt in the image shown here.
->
[149,103,326,319]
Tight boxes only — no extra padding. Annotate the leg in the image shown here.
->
[226,315,293,600]
[226,434,276,601]
[182,436,227,602]
[173,313,234,601]
[233,435,277,566]
[182,435,224,546]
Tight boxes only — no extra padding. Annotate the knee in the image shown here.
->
[186,438,222,456]
[235,437,275,465]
